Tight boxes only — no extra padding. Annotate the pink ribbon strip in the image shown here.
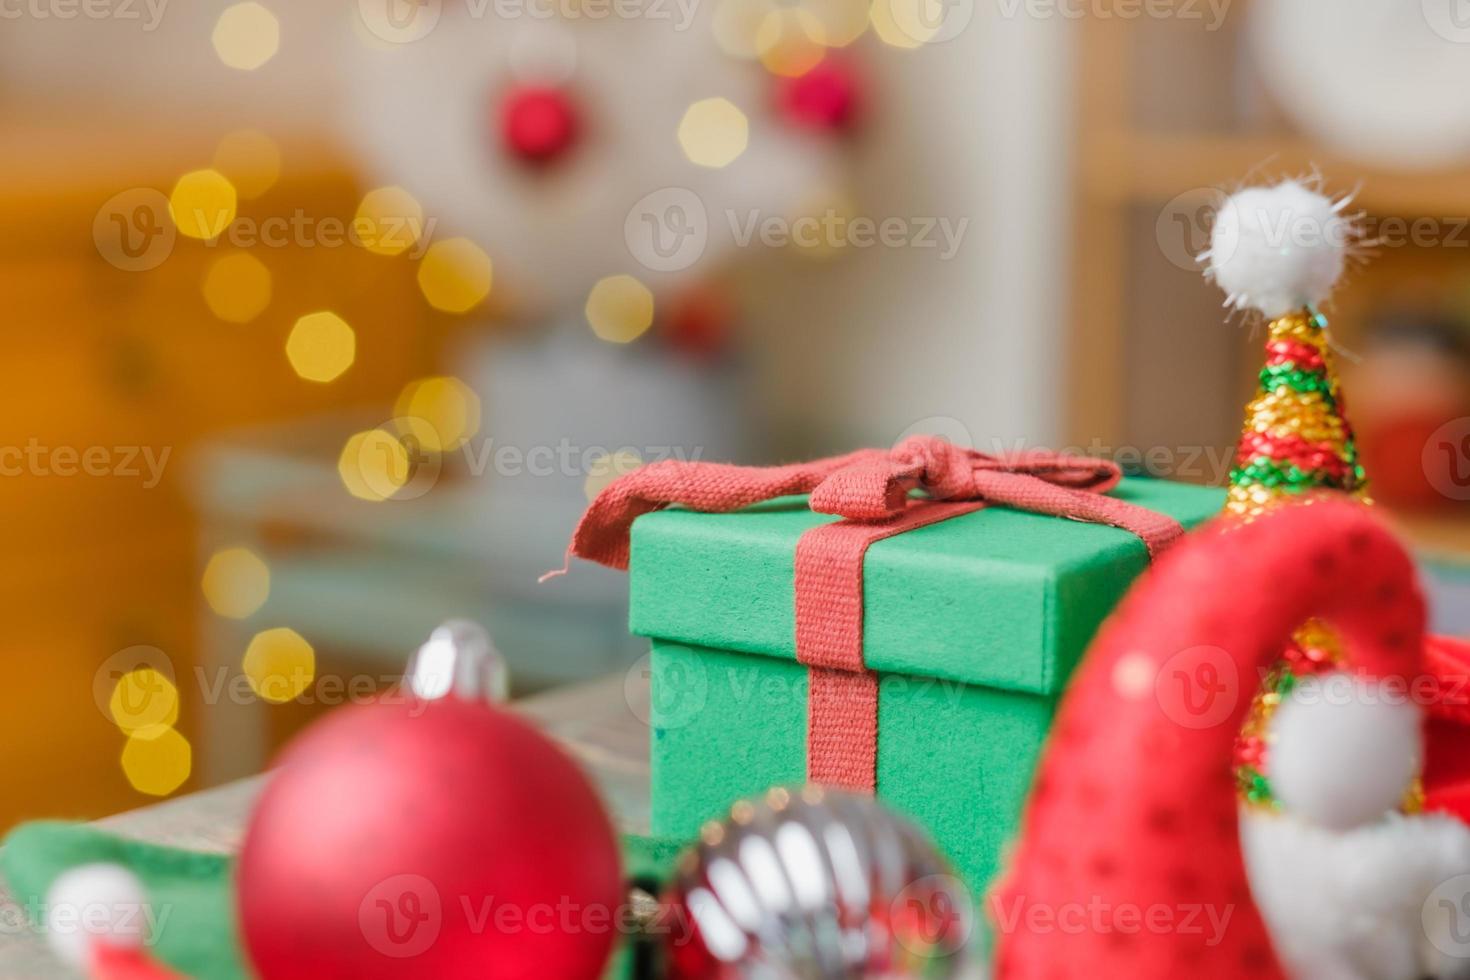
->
[551,436,1187,792]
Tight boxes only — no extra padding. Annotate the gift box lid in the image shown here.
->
[628,478,1225,696]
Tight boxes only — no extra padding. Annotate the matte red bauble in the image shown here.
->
[500,85,580,165]
[778,59,863,133]
[236,697,622,980]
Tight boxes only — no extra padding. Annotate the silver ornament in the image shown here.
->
[403,619,508,704]
[665,785,977,979]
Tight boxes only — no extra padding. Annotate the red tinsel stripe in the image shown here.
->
[1265,338,1325,373]
[1235,431,1352,480]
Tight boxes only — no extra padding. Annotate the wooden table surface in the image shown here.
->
[0,674,651,976]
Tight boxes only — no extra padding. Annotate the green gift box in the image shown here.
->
[626,478,1224,892]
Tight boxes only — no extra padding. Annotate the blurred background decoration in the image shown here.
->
[2,0,1469,832]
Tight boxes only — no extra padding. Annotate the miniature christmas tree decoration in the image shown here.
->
[1201,178,1379,811]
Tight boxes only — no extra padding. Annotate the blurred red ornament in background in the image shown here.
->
[500,85,580,165]
[660,283,734,360]
[777,58,863,133]
[236,696,622,980]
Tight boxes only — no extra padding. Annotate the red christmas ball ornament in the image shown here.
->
[237,696,622,979]
[777,58,863,133]
[660,283,734,361]
[500,85,580,165]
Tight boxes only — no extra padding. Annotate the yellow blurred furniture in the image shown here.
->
[0,111,448,831]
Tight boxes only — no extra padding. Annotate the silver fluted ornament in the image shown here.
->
[403,619,509,704]
[663,786,977,979]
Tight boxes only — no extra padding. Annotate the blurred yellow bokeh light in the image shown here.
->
[417,238,494,313]
[286,311,355,383]
[202,252,272,323]
[584,450,644,501]
[678,98,750,169]
[355,186,426,257]
[585,275,655,344]
[396,376,481,453]
[201,546,271,619]
[243,627,316,704]
[213,129,281,200]
[807,0,869,46]
[756,9,826,77]
[108,668,180,734]
[213,2,281,71]
[869,0,940,48]
[712,0,771,58]
[121,727,192,797]
[169,169,238,241]
[339,428,413,502]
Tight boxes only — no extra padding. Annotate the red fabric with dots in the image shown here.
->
[991,499,1426,980]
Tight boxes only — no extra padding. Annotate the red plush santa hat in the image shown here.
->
[991,499,1433,979]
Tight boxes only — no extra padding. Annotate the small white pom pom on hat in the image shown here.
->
[44,863,177,979]
[1203,178,1352,319]
[1268,673,1421,831]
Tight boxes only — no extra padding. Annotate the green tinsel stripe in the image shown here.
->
[1230,459,1337,490]
[1236,766,1278,808]
[1259,364,1335,397]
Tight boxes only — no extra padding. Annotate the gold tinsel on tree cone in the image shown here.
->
[1225,309,1424,810]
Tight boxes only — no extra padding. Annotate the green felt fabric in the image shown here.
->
[649,641,1055,894]
[1,822,683,980]
[1,821,247,980]
[629,479,1224,695]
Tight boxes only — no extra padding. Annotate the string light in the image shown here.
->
[285,312,355,383]
[354,186,426,257]
[201,252,272,323]
[169,169,237,241]
[756,8,826,78]
[678,98,750,169]
[243,627,316,704]
[417,238,495,313]
[338,428,412,502]
[201,546,271,619]
[121,727,192,797]
[108,669,180,734]
[395,377,481,453]
[212,2,280,71]
[585,275,655,343]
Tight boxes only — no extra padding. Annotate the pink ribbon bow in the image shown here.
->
[553,435,1185,574]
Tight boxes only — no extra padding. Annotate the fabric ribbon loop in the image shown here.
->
[551,435,1184,578]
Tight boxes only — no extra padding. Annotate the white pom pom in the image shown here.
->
[1204,179,1351,319]
[44,863,149,968]
[1269,672,1421,831]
